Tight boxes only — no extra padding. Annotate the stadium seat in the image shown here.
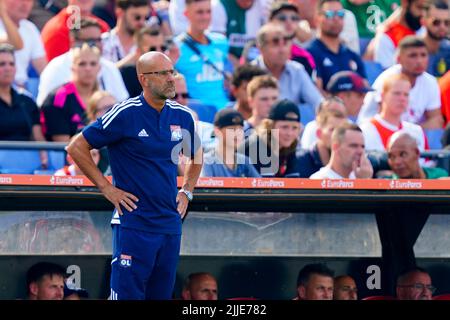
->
[188,102,217,123]
[433,294,450,300]
[0,150,65,174]
[363,61,384,86]
[362,295,396,300]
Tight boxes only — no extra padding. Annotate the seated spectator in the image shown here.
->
[360,74,428,152]
[181,272,218,301]
[54,149,100,176]
[300,96,347,149]
[229,64,267,120]
[41,0,110,62]
[244,74,279,137]
[87,91,117,123]
[439,70,450,126]
[396,267,436,300]
[201,108,260,178]
[242,99,302,177]
[310,123,374,179]
[297,109,347,177]
[386,131,448,178]
[26,262,65,300]
[64,282,89,300]
[333,275,358,300]
[296,263,334,300]
[37,17,128,107]
[41,43,101,142]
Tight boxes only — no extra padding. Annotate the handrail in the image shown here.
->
[0,141,67,151]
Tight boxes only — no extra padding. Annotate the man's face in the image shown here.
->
[72,49,101,86]
[397,272,434,300]
[185,1,212,32]
[382,79,410,117]
[249,87,279,119]
[74,26,103,52]
[140,34,166,53]
[425,7,450,41]
[387,138,420,178]
[334,130,365,170]
[188,276,218,300]
[4,0,34,22]
[260,30,291,68]
[141,58,176,100]
[273,120,301,148]
[31,275,65,300]
[333,277,358,300]
[317,1,344,38]
[123,6,151,35]
[405,0,428,30]
[398,47,428,77]
[0,53,16,87]
[318,116,346,149]
[271,9,301,37]
[299,274,334,300]
[236,0,254,9]
[338,91,365,117]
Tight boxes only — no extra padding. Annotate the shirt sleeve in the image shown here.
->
[182,113,201,159]
[82,107,125,149]
[374,33,396,69]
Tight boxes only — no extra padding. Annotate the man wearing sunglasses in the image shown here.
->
[422,0,450,78]
[396,267,435,300]
[102,0,150,63]
[305,0,368,93]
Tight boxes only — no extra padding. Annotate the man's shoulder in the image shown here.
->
[166,100,195,121]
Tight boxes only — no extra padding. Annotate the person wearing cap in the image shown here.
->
[201,108,260,177]
[241,99,302,177]
[326,70,372,123]
[359,73,428,152]
[310,122,373,179]
[64,282,89,300]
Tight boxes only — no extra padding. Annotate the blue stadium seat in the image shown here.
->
[0,150,65,174]
[363,61,384,86]
[188,102,217,124]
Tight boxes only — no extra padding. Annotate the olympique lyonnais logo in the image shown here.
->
[170,125,182,141]
[120,254,132,268]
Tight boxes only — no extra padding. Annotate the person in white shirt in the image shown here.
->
[101,0,150,63]
[0,0,47,87]
[358,35,443,129]
[37,17,129,106]
[310,122,373,179]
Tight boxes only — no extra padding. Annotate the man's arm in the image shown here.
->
[66,133,138,215]
[422,109,444,129]
[176,147,203,218]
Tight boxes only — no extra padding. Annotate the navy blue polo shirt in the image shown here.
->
[305,39,367,89]
[83,95,197,235]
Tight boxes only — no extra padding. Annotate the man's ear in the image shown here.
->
[298,285,306,299]
[29,282,39,297]
[181,289,191,300]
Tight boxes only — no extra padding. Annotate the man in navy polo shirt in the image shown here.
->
[305,0,367,92]
[67,52,203,300]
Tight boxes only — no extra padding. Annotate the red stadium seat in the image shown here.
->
[362,295,396,300]
[433,294,450,300]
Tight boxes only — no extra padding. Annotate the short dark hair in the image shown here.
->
[0,43,15,56]
[396,266,430,286]
[116,0,149,10]
[398,35,427,53]
[186,0,210,5]
[183,272,216,290]
[70,17,101,39]
[231,64,267,87]
[26,262,66,292]
[297,263,335,287]
[427,0,448,13]
[331,122,362,144]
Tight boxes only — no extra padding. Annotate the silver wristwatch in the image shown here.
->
[179,188,193,201]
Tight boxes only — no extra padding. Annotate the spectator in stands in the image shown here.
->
[359,36,443,130]
[202,108,260,177]
[396,267,435,300]
[252,23,323,115]
[37,17,129,106]
[373,0,428,69]
[181,272,218,300]
[210,0,266,64]
[55,149,100,176]
[0,0,23,51]
[440,70,450,125]
[64,283,89,300]
[41,0,110,61]
[422,0,450,78]
[29,0,65,30]
[101,0,150,63]
[229,64,267,120]
[87,91,117,123]
[244,75,279,137]
[360,74,428,152]
[297,109,347,177]
[26,262,65,300]
[305,0,367,92]
[174,0,230,112]
[327,71,372,123]
[387,131,448,178]
[1,0,48,88]
[41,43,101,142]
[242,99,301,177]
[268,1,315,77]
[333,275,358,300]
[310,123,374,178]
[296,263,334,300]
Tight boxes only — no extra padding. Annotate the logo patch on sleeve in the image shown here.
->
[120,254,132,267]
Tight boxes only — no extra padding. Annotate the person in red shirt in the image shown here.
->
[41,0,109,61]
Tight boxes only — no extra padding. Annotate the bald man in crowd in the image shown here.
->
[67,52,203,300]
[181,272,218,300]
[333,275,358,300]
